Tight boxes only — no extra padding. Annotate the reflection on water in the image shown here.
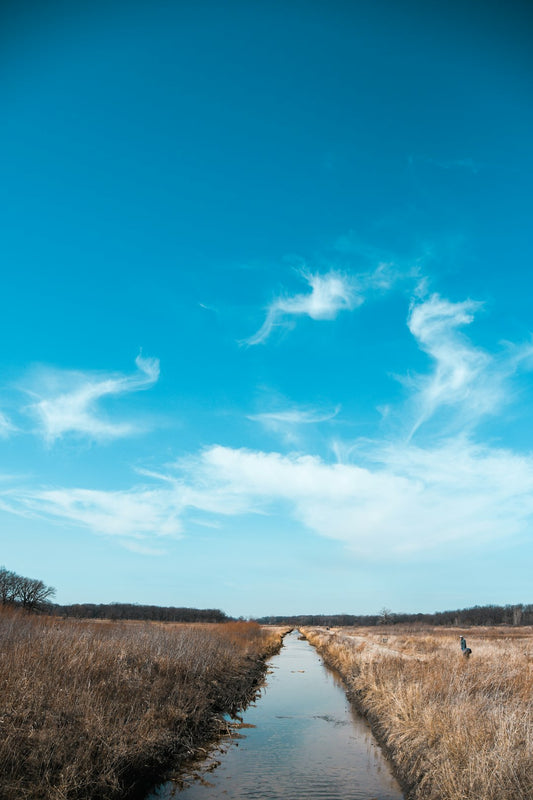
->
[147,630,404,800]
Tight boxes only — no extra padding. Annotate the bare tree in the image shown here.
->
[0,567,55,611]
[379,606,393,625]
[0,567,19,605]
[17,578,56,611]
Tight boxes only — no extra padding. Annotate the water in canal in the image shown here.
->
[148,630,404,800]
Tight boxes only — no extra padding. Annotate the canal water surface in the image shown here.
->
[148,630,404,800]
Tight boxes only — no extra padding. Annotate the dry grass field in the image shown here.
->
[301,625,533,800]
[0,608,284,800]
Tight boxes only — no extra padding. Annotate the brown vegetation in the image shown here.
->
[301,625,533,800]
[0,607,284,800]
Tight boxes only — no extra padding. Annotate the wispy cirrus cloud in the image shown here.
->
[26,354,160,443]
[248,406,340,427]
[404,293,533,438]
[3,458,252,551]
[8,484,183,550]
[0,411,16,438]
[244,270,360,345]
[247,403,340,446]
[406,294,491,435]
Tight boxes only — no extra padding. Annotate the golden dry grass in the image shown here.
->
[301,625,533,800]
[0,608,284,800]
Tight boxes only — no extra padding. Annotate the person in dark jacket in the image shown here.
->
[460,636,472,657]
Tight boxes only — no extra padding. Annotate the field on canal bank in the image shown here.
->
[0,608,285,800]
[301,625,533,800]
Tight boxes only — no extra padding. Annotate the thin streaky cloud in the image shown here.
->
[6,465,253,549]
[17,485,183,540]
[27,354,160,443]
[333,234,423,283]
[248,406,340,425]
[0,411,16,438]
[121,541,167,556]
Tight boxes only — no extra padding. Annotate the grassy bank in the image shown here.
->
[301,625,533,800]
[0,607,285,800]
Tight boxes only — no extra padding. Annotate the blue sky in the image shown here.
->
[1,0,533,616]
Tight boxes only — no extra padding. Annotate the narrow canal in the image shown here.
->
[148,630,404,800]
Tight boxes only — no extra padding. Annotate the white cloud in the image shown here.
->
[248,406,340,427]
[6,428,533,559]
[406,294,500,435]
[18,435,531,558]
[17,485,183,540]
[180,442,533,555]
[247,401,341,447]
[245,270,360,345]
[0,411,15,438]
[26,354,160,443]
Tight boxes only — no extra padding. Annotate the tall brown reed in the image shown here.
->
[0,608,283,800]
[301,626,533,800]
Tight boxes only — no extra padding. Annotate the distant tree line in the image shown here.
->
[0,566,56,612]
[255,613,382,626]
[52,603,230,623]
[255,603,533,627]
